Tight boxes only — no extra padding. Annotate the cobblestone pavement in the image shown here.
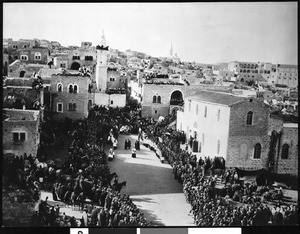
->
[107,134,195,226]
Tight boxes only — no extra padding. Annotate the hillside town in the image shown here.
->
[2,3,298,229]
[2,33,298,227]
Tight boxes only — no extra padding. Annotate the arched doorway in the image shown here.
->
[170,90,184,105]
[71,62,81,70]
[19,71,25,77]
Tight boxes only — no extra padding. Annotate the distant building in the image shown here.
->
[270,64,298,88]
[14,47,50,65]
[228,61,266,82]
[3,109,41,158]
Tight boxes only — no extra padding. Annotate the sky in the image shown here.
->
[3,2,298,64]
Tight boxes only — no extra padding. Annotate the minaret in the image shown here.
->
[170,42,173,58]
[96,30,108,91]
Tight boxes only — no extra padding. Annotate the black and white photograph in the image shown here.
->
[2,2,298,229]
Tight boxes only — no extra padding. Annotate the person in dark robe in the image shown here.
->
[124,139,128,150]
[128,139,131,149]
[99,208,107,226]
[51,183,58,201]
[135,140,140,150]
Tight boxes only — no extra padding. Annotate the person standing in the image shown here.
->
[131,148,136,158]
[113,138,118,150]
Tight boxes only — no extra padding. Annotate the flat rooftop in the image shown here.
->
[3,108,40,122]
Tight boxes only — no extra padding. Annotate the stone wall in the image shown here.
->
[3,120,40,157]
[51,75,91,119]
[226,98,270,170]
[141,83,231,118]
[276,125,298,175]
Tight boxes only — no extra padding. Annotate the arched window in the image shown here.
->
[246,111,253,125]
[157,96,161,103]
[153,95,157,103]
[68,84,73,93]
[20,54,28,61]
[34,52,41,60]
[281,144,289,159]
[204,106,207,118]
[253,143,261,159]
[73,85,78,93]
[57,83,63,92]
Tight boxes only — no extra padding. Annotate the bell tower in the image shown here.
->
[96,30,108,92]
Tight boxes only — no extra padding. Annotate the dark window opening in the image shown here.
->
[281,144,289,159]
[246,111,253,125]
[19,71,25,78]
[254,143,261,159]
[153,96,157,103]
[157,96,161,103]
[13,133,19,142]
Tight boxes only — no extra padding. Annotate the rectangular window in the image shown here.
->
[20,132,26,141]
[13,132,19,142]
[110,100,114,105]
[57,103,63,113]
[13,132,26,142]
[69,103,77,111]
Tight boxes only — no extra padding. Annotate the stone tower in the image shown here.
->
[96,30,108,91]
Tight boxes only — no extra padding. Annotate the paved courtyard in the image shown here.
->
[107,134,195,226]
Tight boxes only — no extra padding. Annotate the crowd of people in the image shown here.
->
[32,105,149,227]
[140,113,298,226]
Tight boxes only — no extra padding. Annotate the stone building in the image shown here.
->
[12,47,50,65]
[276,123,298,175]
[228,61,267,82]
[93,32,126,108]
[141,82,232,119]
[176,90,298,174]
[50,73,94,120]
[49,32,127,120]
[270,64,298,88]
[8,60,45,78]
[3,109,41,158]
[68,47,96,70]
[3,53,9,76]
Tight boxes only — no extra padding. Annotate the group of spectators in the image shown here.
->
[3,152,48,202]
[140,113,298,226]
[30,105,149,227]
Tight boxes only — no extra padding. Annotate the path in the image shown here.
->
[107,134,195,226]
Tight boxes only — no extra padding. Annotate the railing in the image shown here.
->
[170,99,184,105]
